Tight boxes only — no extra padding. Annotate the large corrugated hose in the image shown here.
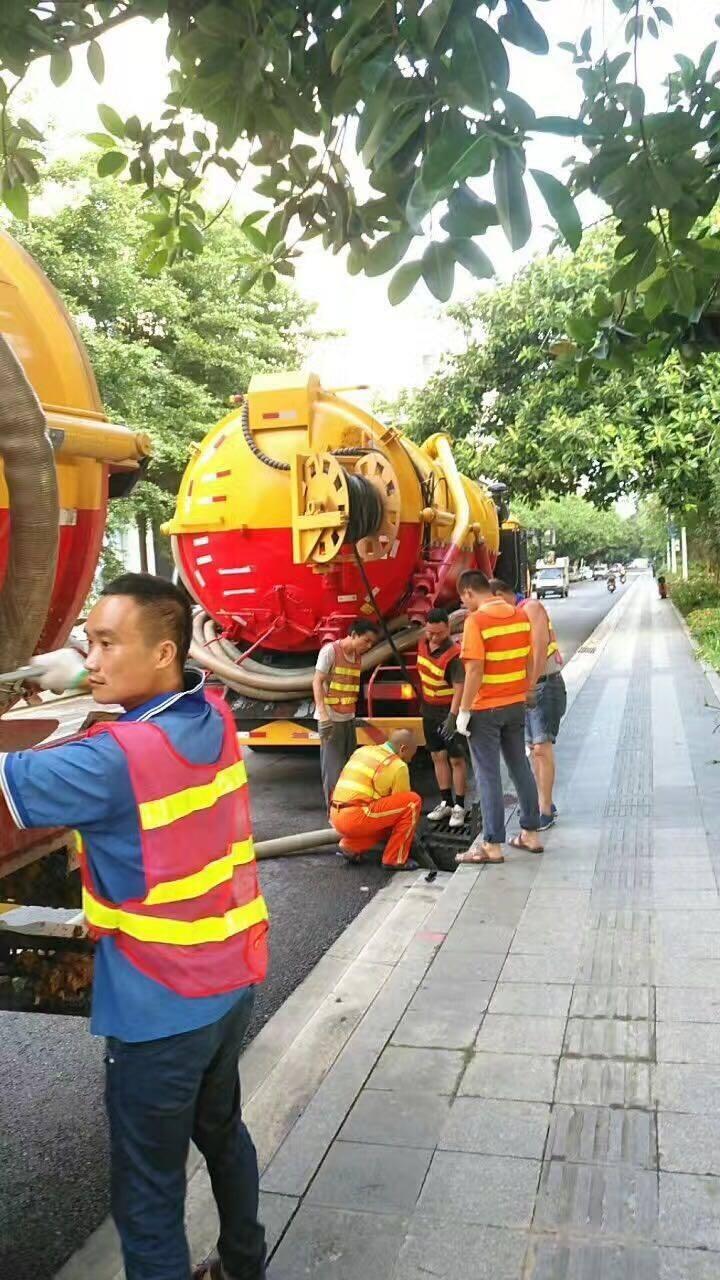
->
[190,610,465,699]
[0,335,58,713]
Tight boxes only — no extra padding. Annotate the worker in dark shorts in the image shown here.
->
[417,608,467,829]
[491,578,567,830]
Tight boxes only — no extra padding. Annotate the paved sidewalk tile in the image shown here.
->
[417,1150,540,1227]
[659,1113,720,1175]
[367,1045,465,1094]
[460,1051,558,1102]
[306,1141,432,1214]
[475,1014,566,1057]
[393,1221,528,1280]
[654,1063,720,1114]
[489,981,573,1018]
[270,1206,409,1279]
[524,1241,659,1279]
[545,1105,657,1168]
[533,1161,658,1239]
[439,1097,550,1160]
[339,1089,451,1150]
[659,1172,720,1249]
[656,1021,720,1064]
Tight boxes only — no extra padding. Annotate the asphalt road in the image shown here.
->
[0,576,625,1279]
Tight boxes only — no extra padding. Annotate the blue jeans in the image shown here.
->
[105,989,266,1280]
[469,702,540,844]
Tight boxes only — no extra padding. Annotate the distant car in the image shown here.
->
[580,567,593,581]
[535,567,568,599]
[592,563,609,580]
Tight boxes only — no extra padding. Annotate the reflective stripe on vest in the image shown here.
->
[332,742,402,804]
[77,695,268,998]
[547,617,560,659]
[417,639,460,706]
[82,886,268,945]
[479,612,531,697]
[325,643,361,712]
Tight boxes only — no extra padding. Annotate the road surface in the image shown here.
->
[0,577,627,1279]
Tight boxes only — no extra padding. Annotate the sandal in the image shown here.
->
[456,848,505,865]
[508,834,544,854]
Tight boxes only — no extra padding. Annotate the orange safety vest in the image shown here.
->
[325,641,361,714]
[417,638,461,706]
[474,605,531,706]
[77,693,268,998]
[332,742,406,805]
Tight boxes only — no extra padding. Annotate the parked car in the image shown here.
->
[580,566,593,581]
[535,567,569,599]
[592,563,609,580]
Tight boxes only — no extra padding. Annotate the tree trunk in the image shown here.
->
[0,333,58,711]
[137,513,149,573]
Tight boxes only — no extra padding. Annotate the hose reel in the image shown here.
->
[290,448,400,566]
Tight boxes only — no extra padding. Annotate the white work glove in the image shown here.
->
[29,648,88,694]
[456,709,471,737]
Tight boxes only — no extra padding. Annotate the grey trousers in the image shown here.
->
[320,719,357,807]
[469,702,540,844]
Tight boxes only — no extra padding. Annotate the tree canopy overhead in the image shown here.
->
[1,2,720,364]
[390,227,720,514]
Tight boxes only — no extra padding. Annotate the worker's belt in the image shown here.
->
[330,800,362,811]
[537,672,563,684]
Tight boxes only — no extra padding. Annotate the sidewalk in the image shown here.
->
[60,576,720,1278]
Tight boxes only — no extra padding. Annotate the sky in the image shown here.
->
[17,1,720,400]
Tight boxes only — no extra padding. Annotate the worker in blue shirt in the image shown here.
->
[0,574,268,1280]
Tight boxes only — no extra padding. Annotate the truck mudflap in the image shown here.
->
[234,715,426,749]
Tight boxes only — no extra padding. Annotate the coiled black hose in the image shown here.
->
[240,399,290,471]
[345,472,384,543]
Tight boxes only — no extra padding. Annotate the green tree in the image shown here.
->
[1,2,720,357]
[10,159,316,564]
[393,228,720,513]
[510,494,643,563]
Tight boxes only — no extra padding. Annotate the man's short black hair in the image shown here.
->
[102,573,192,668]
[426,607,449,624]
[457,570,491,595]
[489,578,514,596]
[347,618,379,638]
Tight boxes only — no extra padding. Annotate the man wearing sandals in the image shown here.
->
[454,570,543,865]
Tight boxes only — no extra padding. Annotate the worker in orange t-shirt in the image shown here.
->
[454,570,542,865]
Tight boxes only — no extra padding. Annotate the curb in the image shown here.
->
[56,583,637,1279]
[672,599,720,709]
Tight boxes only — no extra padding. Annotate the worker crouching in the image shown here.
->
[330,729,424,871]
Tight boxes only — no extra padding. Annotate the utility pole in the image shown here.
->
[680,525,688,581]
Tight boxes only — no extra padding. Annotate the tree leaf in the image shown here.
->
[419,0,454,51]
[388,260,422,305]
[450,237,494,278]
[532,115,590,136]
[406,173,436,232]
[422,241,455,302]
[98,104,126,139]
[498,0,549,56]
[87,40,105,84]
[671,269,695,316]
[3,184,28,221]
[50,46,72,87]
[243,224,267,252]
[655,6,672,25]
[609,237,658,291]
[493,147,531,250]
[97,150,128,177]
[86,132,119,149]
[531,168,582,250]
[364,232,412,277]
[472,18,510,91]
[262,270,276,291]
[179,222,204,253]
[372,103,425,170]
[440,184,498,236]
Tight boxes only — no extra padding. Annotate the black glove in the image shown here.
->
[441,711,457,741]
